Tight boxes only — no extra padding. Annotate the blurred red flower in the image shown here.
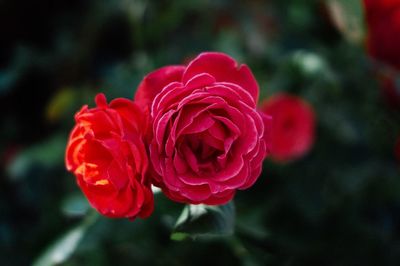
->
[363,0,400,71]
[261,93,315,162]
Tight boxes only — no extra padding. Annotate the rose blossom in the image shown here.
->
[65,94,154,219]
[135,52,269,205]
[363,0,400,71]
[260,93,315,162]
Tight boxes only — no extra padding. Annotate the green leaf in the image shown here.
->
[171,202,235,241]
[32,212,98,266]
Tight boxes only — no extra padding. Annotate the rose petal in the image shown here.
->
[201,190,235,205]
[206,83,255,108]
[181,144,200,173]
[149,142,164,177]
[179,184,212,202]
[241,140,266,189]
[185,72,216,89]
[182,52,259,102]
[155,110,176,152]
[164,158,186,190]
[212,151,244,182]
[135,65,185,109]
[208,122,228,141]
[110,98,148,134]
[173,152,188,174]
[137,186,155,219]
[178,171,210,186]
[214,163,249,189]
[181,115,215,135]
[65,135,85,171]
[199,131,224,151]
[212,115,241,136]
[152,82,184,116]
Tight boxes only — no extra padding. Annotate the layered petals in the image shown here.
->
[135,65,185,109]
[182,52,259,102]
[65,93,154,219]
[136,52,269,205]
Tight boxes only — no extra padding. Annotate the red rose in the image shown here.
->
[363,0,400,71]
[65,94,154,219]
[261,93,315,162]
[135,52,269,205]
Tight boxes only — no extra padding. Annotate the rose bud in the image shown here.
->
[65,93,154,219]
[260,93,315,162]
[135,52,270,205]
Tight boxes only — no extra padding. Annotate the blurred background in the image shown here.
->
[2,0,400,265]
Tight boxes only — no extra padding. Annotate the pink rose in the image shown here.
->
[135,52,269,205]
[260,93,315,162]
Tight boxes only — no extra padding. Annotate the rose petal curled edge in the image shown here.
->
[136,53,268,205]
